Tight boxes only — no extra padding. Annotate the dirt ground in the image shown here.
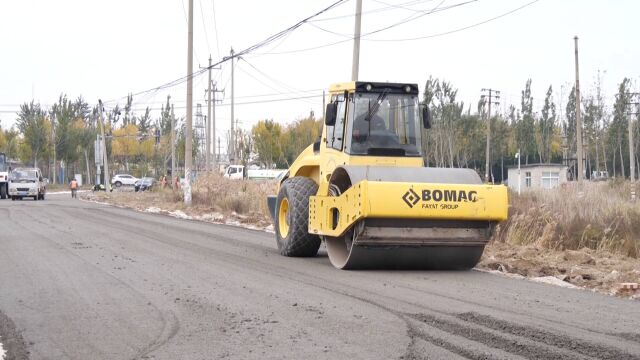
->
[479,242,640,299]
[82,190,640,300]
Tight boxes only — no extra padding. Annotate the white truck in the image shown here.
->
[223,165,286,181]
[0,153,8,199]
[8,167,47,201]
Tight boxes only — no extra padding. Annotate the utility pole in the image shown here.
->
[51,113,56,184]
[574,36,584,183]
[98,100,109,191]
[184,0,193,204]
[481,88,500,183]
[624,92,640,182]
[351,0,363,81]
[212,84,223,171]
[206,56,212,172]
[202,60,222,172]
[217,137,221,163]
[230,47,235,164]
[170,102,176,188]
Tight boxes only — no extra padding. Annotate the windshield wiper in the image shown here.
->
[365,89,389,122]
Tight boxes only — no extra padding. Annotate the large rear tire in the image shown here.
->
[0,184,6,199]
[275,177,321,257]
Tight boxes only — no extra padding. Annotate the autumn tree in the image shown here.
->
[16,101,49,167]
[252,120,283,168]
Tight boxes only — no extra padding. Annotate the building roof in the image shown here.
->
[507,163,567,169]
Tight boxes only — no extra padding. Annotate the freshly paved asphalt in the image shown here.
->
[0,194,639,359]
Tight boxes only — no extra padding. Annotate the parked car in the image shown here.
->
[8,167,47,201]
[111,174,139,187]
[134,177,156,192]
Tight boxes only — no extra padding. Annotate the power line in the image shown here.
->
[258,0,538,55]
[309,0,469,39]
[211,0,221,59]
[239,57,315,97]
[235,63,320,108]
[371,0,441,13]
[120,94,322,113]
[103,0,348,106]
[309,0,437,22]
[365,0,541,42]
[199,0,212,56]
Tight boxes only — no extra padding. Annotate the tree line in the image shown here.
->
[420,76,639,181]
[0,94,196,183]
[1,74,638,183]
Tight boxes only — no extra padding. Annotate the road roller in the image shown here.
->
[267,81,508,270]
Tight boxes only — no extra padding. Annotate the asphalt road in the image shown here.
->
[0,195,639,360]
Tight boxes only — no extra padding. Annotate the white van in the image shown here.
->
[8,167,47,201]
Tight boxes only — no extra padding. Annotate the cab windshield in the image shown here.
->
[347,92,422,156]
[11,170,37,181]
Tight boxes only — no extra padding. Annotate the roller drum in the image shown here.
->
[325,166,490,270]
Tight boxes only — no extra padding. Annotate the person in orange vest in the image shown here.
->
[70,178,78,198]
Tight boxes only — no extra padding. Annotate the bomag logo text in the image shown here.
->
[402,189,478,210]
[421,189,477,202]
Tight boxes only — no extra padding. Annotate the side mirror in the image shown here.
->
[325,103,337,126]
[421,106,432,129]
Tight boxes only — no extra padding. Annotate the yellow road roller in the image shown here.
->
[267,81,508,270]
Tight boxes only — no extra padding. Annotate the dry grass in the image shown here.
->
[494,180,640,258]
[190,173,276,218]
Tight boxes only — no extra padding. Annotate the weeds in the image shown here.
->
[494,181,640,258]
[190,173,275,218]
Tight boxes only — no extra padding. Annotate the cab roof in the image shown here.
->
[329,81,419,95]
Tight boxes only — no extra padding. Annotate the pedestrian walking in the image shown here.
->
[70,178,78,199]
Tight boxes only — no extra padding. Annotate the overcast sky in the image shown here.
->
[1,0,638,144]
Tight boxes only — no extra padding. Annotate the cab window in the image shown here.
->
[326,94,347,151]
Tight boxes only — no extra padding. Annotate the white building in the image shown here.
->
[507,163,568,191]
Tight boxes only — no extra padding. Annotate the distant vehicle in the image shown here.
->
[111,174,139,187]
[0,152,8,199]
[223,165,286,180]
[8,167,47,201]
[134,177,156,192]
[591,170,609,181]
